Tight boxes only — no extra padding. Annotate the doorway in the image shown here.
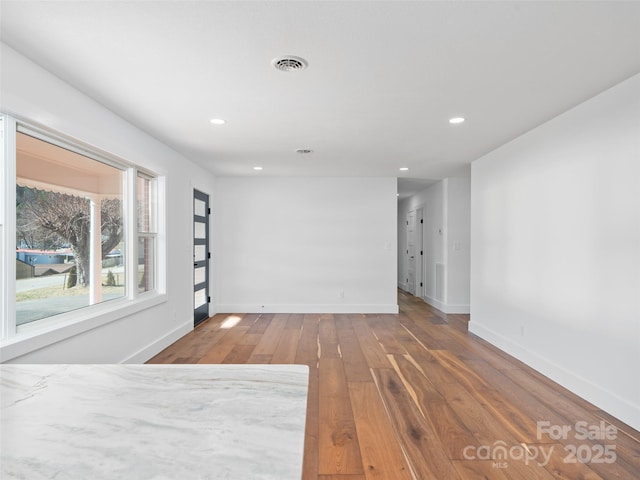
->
[406,208,424,299]
[193,189,210,326]
[407,210,417,294]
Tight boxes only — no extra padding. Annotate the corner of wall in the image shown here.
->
[122,320,193,363]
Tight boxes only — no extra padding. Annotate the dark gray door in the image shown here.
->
[193,189,210,326]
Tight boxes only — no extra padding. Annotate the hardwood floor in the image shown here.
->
[148,290,640,479]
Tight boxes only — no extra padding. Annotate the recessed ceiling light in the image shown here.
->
[399,167,409,171]
[253,166,263,171]
[210,118,226,125]
[449,117,465,124]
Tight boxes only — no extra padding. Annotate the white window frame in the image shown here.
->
[0,114,166,360]
[136,171,158,296]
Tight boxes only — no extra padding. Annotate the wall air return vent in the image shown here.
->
[272,56,308,72]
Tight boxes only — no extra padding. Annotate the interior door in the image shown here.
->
[416,207,424,298]
[193,189,210,326]
[407,210,416,294]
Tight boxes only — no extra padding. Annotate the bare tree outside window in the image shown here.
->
[16,187,122,286]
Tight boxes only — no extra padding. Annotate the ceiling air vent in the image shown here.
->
[295,148,313,155]
[272,56,308,72]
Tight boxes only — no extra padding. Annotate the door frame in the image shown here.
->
[406,206,425,299]
[193,189,210,326]
[406,210,417,295]
[415,206,424,299]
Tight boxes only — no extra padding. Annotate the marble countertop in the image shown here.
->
[1,364,308,480]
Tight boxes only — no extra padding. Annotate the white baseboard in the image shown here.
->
[216,304,399,314]
[122,320,193,364]
[442,303,470,314]
[469,321,640,431]
[423,294,446,312]
[398,282,409,291]
[422,295,470,314]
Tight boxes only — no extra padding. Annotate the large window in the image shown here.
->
[15,132,126,325]
[1,117,161,340]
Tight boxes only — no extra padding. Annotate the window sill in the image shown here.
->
[0,293,167,362]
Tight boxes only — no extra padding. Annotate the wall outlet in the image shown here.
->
[339,291,345,299]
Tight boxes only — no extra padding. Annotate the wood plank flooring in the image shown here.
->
[148,290,640,479]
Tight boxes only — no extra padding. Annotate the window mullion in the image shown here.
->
[1,116,17,340]
[125,168,138,300]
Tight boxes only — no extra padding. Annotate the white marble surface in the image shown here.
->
[1,364,308,480]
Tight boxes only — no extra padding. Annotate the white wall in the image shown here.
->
[0,43,216,363]
[215,177,398,313]
[397,197,409,292]
[470,73,640,429]
[445,177,471,309]
[398,178,470,313]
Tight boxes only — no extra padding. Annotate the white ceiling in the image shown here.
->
[1,1,639,196]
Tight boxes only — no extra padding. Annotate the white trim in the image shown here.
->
[398,281,409,291]
[423,294,446,312]
[441,304,470,314]
[0,294,167,362]
[155,175,167,296]
[137,172,160,295]
[1,115,17,341]
[89,196,103,304]
[469,321,640,431]
[422,294,470,314]
[216,304,399,314]
[121,319,192,364]
[124,168,137,299]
